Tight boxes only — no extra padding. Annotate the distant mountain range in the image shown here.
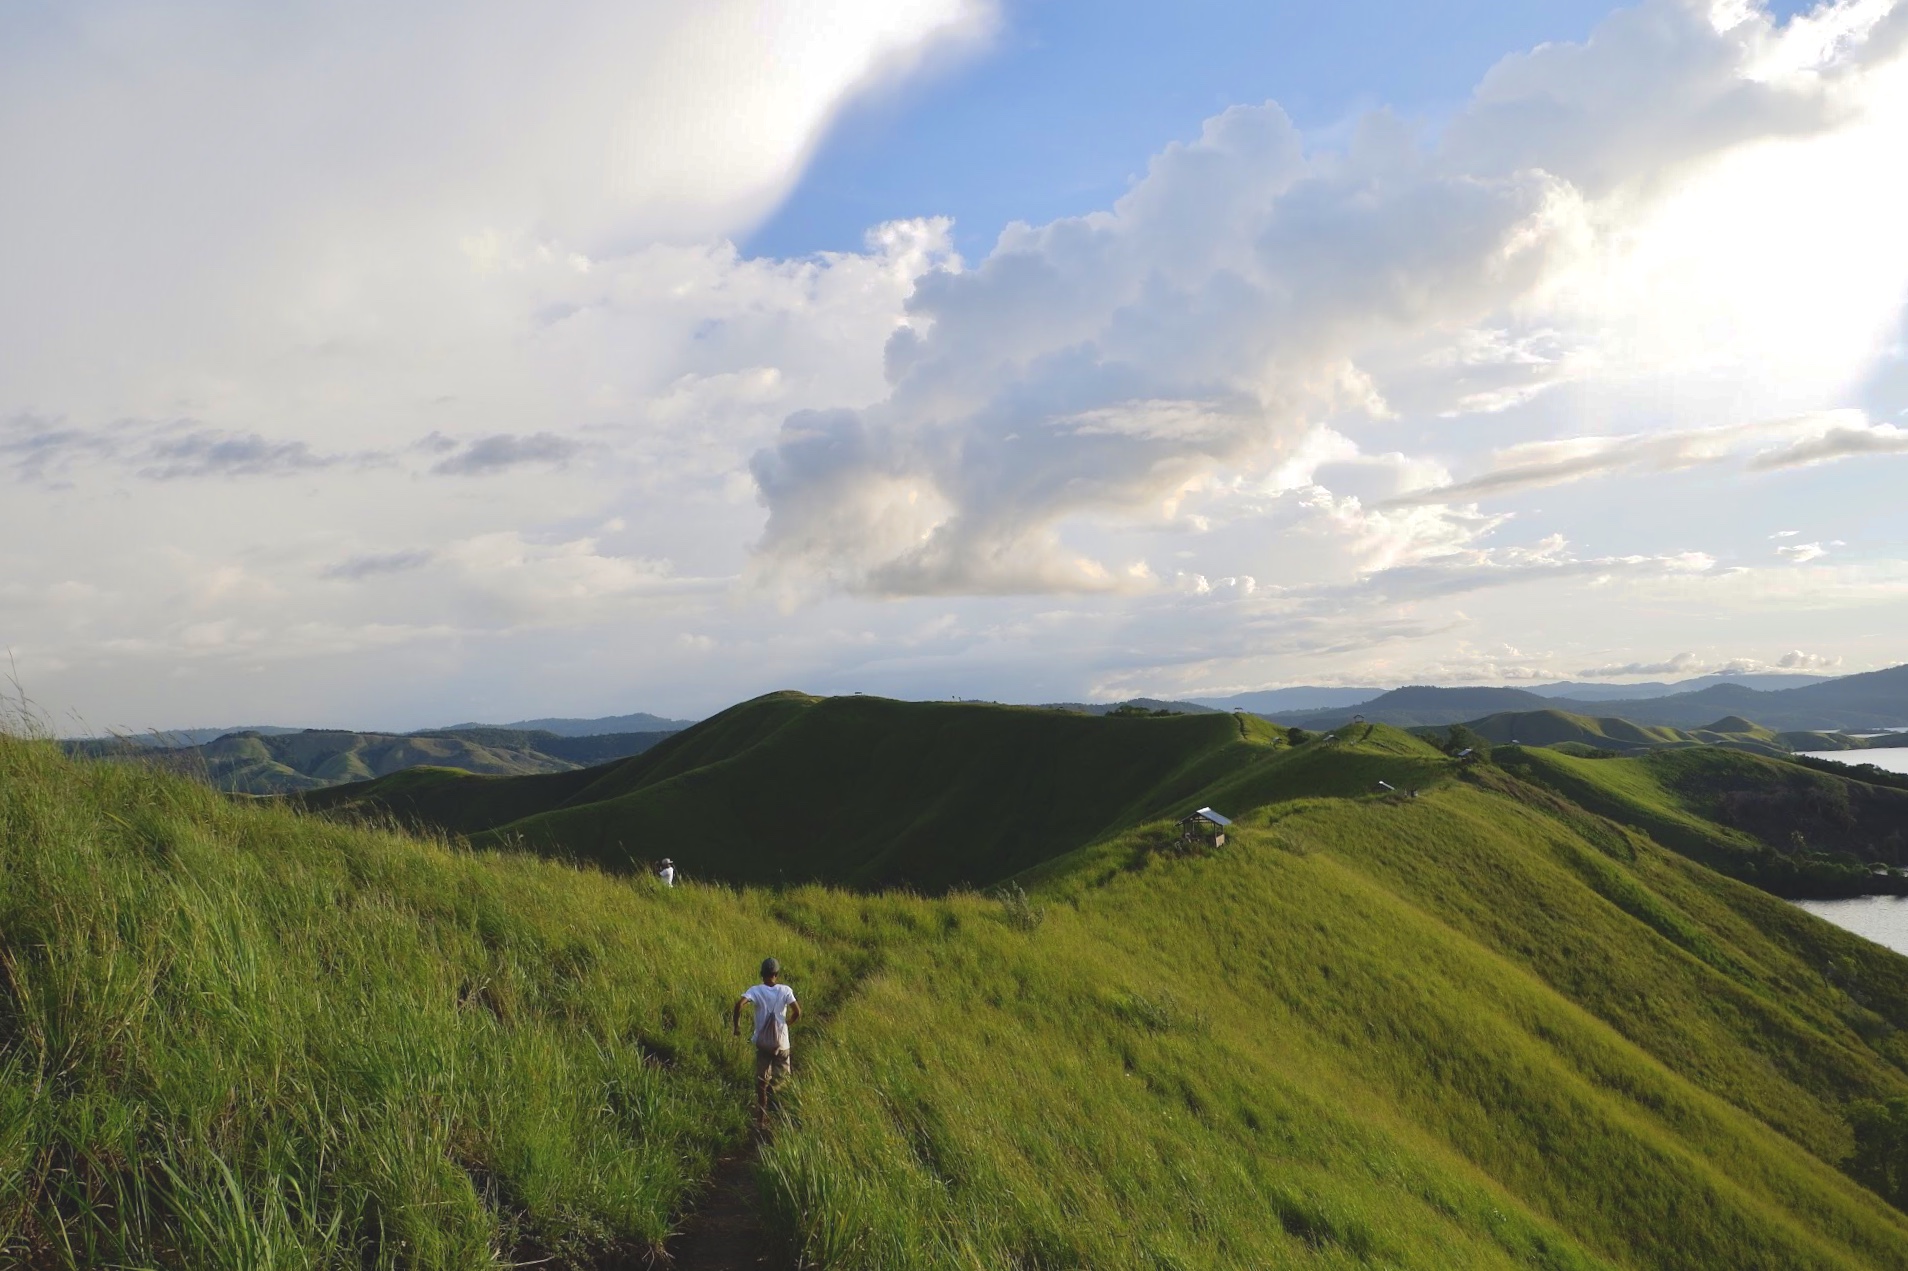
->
[1189,672,1836,715]
[1251,665,1908,732]
[1188,687,1385,712]
[1519,672,1836,700]
[56,669,1908,793]
[68,711,700,749]
[66,726,680,794]
[439,711,698,736]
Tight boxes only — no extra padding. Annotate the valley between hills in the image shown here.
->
[10,685,1908,1267]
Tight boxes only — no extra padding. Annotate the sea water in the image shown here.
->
[1791,896,1908,957]
[1797,746,1908,776]
[1788,747,1908,953]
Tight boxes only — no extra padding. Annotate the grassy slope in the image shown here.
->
[1496,745,1908,888]
[306,693,1309,891]
[1446,710,1885,759]
[765,753,1908,1270]
[14,719,1908,1267]
[1448,708,1811,756]
[0,734,857,1267]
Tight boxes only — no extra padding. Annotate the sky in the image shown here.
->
[3,0,1908,731]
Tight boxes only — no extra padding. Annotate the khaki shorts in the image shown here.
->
[754,1045,791,1083]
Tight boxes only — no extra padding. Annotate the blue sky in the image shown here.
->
[751,0,1814,259]
[2,0,1905,728]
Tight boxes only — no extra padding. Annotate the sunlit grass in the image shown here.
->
[0,733,831,1266]
[10,721,1908,1268]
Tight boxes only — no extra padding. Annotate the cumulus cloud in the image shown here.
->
[751,1,1908,597]
[1576,652,1711,678]
[751,100,1579,593]
[1575,647,1845,678]
[1777,540,1835,562]
[1778,648,1845,670]
[7,0,1908,728]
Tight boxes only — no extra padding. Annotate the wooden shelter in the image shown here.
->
[1177,806,1232,849]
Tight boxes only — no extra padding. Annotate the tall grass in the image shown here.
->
[12,721,1908,1268]
[762,785,1908,1270]
[0,733,833,1267]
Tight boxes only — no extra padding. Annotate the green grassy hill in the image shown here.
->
[12,723,1908,1267]
[1435,708,1880,758]
[1493,744,1908,895]
[66,727,676,795]
[299,694,1456,890]
[301,695,1904,901]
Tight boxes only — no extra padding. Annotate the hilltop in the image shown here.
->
[298,691,1908,901]
[1442,708,1882,758]
[1487,743,1908,896]
[67,726,677,794]
[12,707,1908,1266]
[300,692,1451,890]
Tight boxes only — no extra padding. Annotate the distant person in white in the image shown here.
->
[656,858,675,887]
[732,957,801,1126]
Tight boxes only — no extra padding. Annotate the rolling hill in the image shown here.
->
[303,692,1434,890]
[67,726,678,794]
[1191,685,1385,712]
[301,691,1906,901]
[1491,743,1908,894]
[1442,708,1882,758]
[14,706,1908,1266]
[1275,684,1563,728]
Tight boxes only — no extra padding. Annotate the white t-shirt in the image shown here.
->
[744,983,798,1051]
[658,866,675,887]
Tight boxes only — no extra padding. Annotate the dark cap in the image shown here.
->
[760,957,781,977]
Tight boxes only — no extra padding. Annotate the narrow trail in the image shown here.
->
[663,1141,791,1271]
[663,922,892,1270]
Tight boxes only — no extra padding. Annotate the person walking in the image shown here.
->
[732,957,801,1126]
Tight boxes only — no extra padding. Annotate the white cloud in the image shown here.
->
[0,1,984,435]
[1749,419,1908,467]
[751,1,1908,597]
[1383,409,1884,505]
[7,0,1908,728]
[1575,651,1712,678]
[1575,646,1845,677]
